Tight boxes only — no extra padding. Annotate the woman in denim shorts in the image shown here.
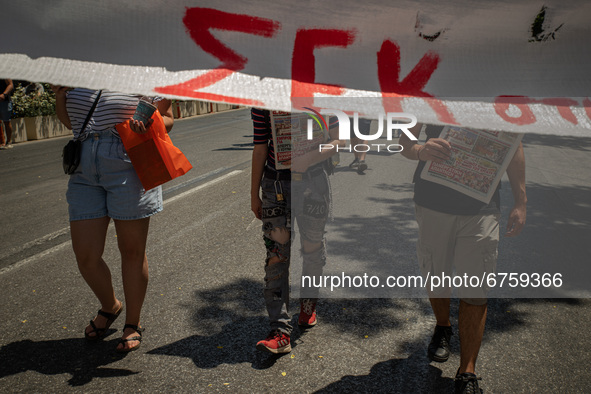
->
[53,87,173,352]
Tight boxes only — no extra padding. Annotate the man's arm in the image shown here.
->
[505,142,527,237]
[399,123,451,163]
[251,143,268,220]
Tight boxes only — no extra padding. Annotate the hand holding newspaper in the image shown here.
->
[420,126,523,203]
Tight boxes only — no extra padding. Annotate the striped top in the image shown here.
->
[252,108,338,170]
[66,89,161,139]
[252,108,279,169]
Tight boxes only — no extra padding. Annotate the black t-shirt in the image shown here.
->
[413,125,501,215]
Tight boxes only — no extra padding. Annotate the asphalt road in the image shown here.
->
[1,109,590,393]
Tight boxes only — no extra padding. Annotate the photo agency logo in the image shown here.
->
[303,108,418,153]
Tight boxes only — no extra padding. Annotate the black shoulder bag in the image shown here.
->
[62,90,102,174]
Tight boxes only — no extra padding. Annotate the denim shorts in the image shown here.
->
[66,130,163,221]
[0,101,12,122]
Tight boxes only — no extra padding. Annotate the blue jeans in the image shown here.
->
[0,100,11,122]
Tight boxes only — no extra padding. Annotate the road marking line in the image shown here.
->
[246,218,259,231]
[1,170,244,276]
[0,240,71,275]
[163,166,232,195]
[0,227,70,262]
[164,170,243,205]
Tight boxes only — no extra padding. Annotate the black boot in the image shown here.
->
[427,325,452,362]
[455,371,482,394]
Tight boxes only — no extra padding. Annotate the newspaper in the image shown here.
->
[420,126,523,203]
[270,111,326,170]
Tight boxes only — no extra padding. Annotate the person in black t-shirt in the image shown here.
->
[400,123,526,394]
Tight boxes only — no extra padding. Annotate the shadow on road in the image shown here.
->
[148,278,295,370]
[0,337,137,386]
[213,142,254,151]
[315,349,454,393]
[147,278,437,371]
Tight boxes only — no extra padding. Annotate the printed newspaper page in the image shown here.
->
[270,111,325,170]
[420,126,523,203]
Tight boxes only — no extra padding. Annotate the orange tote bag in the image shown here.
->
[116,111,192,190]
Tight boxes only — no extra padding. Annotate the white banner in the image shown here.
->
[2,1,590,136]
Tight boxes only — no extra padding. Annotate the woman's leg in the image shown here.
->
[113,217,150,350]
[70,217,122,337]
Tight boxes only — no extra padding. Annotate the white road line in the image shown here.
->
[246,218,259,231]
[0,240,71,275]
[0,227,70,262]
[164,170,243,205]
[1,169,244,275]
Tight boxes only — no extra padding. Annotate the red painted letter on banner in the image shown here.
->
[494,96,537,125]
[495,96,580,126]
[584,98,591,122]
[291,29,356,109]
[378,40,457,124]
[155,8,280,105]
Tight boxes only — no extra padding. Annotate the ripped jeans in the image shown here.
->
[261,166,329,335]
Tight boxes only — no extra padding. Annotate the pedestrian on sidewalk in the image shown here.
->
[400,123,526,393]
[250,108,342,353]
[0,79,14,149]
[348,117,372,173]
[53,86,174,353]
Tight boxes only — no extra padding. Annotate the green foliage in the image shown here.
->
[11,83,57,118]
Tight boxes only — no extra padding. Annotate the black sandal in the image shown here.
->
[116,324,144,353]
[84,303,123,341]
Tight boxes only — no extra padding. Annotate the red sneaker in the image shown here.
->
[256,329,291,354]
[298,299,317,328]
